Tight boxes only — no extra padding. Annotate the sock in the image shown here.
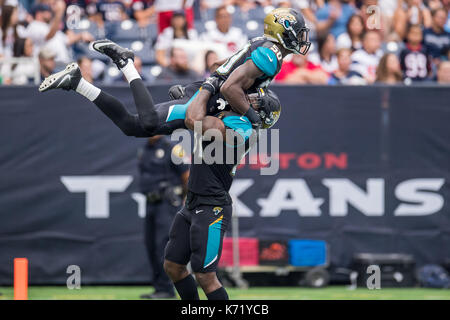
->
[120,59,141,84]
[75,78,101,101]
[174,275,200,300]
[206,286,229,300]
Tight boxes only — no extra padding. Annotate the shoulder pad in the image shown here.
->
[251,46,279,77]
[222,113,253,142]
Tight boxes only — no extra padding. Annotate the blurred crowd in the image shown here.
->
[0,0,449,86]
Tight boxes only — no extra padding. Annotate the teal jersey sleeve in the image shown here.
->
[250,46,278,77]
[222,115,253,143]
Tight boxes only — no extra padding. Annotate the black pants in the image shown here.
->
[165,203,232,273]
[92,79,202,137]
[144,200,180,294]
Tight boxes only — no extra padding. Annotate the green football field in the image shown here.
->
[0,286,449,300]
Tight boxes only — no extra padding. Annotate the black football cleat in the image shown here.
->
[90,39,134,69]
[39,62,81,93]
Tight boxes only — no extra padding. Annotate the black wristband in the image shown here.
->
[201,83,215,94]
[244,107,261,125]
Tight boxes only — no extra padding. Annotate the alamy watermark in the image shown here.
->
[366,264,381,289]
[366,5,381,30]
[66,265,81,289]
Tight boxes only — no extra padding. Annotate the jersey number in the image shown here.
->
[216,43,251,75]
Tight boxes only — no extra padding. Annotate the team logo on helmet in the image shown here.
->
[273,11,297,30]
[264,8,311,55]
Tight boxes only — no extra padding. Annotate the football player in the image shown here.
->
[183,7,311,130]
[39,7,308,300]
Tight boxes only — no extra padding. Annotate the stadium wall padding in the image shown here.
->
[0,85,449,285]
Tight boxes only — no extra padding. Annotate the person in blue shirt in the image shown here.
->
[423,8,450,65]
[315,0,356,39]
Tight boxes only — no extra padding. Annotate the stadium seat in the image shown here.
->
[102,64,123,84]
[142,23,159,45]
[140,65,156,84]
[202,8,217,21]
[109,20,142,41]
[246,20,263,39]
[230,6,246,25]
[248,7,266,20]
[72,42,110,63]
[72,19,105,39]
[116,40,155,65]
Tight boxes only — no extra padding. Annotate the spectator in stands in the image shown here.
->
[308,33,338,74]
[25,1,93,67]
[437,60,450,84]
[378,0,400,37]
[96,0,127,23]
[274,53,329,84]
[399,24,432,82]
[375,52,403,84]
[427,0,444,11]
[131,0,155,27]
[9,37,37,85]
[203,49,219,77]
[329,47,365,84]
[0,0,19,58]
[154,0,194,34]
[351,30,383,83]
[234,0,258,13]
[293,0,324,28]
[393,0,432,40]
[336,14,365,51]
[155,11,198,67]
[77,56,94,83]
[315,0,356,39]
[200,5,248,57]
[86,0,104,28]
[423,8,450,65]
[156,46,201,82]
[38,46,56,80]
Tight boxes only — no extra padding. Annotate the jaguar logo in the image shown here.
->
[213,207,223,216]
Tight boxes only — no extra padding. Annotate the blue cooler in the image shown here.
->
[288,240,327,267]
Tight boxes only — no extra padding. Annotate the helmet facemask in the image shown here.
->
[284,19,311,55]
[247,89,281,129]
[270,9,312,55]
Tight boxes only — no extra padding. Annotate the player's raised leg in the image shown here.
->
[39,63,149,137]
[91,39,158,134]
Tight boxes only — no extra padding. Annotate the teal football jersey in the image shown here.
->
[213,37,283,91]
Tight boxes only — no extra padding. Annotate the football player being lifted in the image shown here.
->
[39,8,310,136]
[39,8,310,300]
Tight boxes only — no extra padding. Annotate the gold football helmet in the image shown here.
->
[264,8,311,55]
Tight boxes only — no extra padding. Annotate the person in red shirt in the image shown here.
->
[274,53,329,84]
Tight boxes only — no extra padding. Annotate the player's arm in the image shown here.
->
[185,76,222,131]
[220,59,264,126]
[184,88,228,141]
[210,58,228,73]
